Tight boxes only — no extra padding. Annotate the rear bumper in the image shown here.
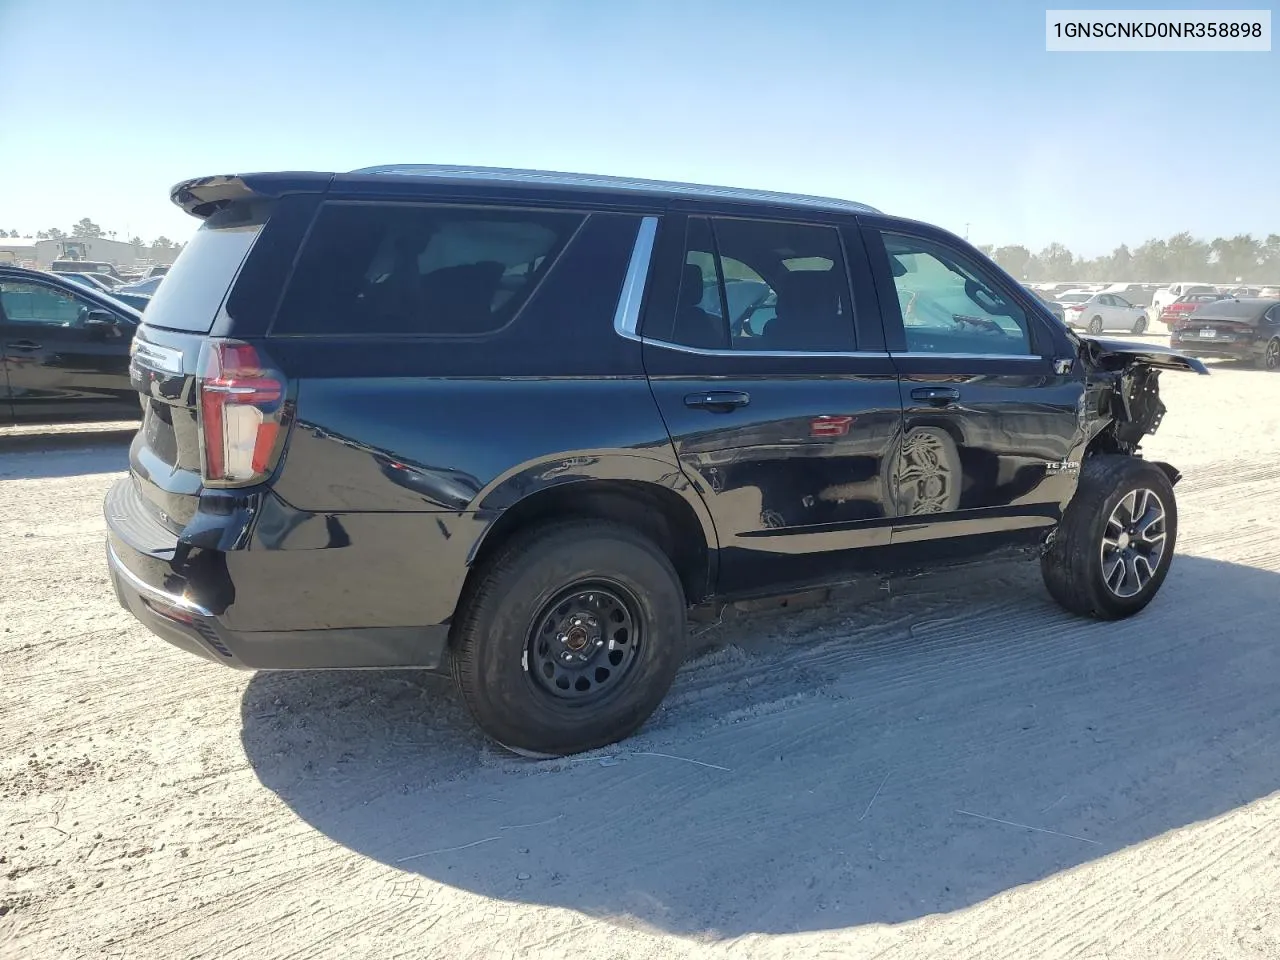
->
[1169,336,1258,360]
[104,478,451,672]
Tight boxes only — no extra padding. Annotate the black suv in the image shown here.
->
[105,165,1207,756]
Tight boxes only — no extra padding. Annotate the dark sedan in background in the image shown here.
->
[1170,297,1280,370]
[0,266,142,423]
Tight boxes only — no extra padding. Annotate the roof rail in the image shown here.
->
[349,164,880,215]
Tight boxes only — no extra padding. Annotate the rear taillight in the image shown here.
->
[196,339,288,487]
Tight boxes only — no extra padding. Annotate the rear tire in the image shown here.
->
[1041,456,1177,620]
[1088,316,1104,334]
[1262,337,1280,371]
[451,520,686,756]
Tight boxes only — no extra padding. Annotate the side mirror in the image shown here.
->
[83,309,123,337]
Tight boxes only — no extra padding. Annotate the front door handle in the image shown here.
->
[5,339,43,350]
[684,390,750,413]
[910,386,960,404]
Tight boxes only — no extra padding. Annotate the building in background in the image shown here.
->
[33,237,142,268]
[0,237,39,266]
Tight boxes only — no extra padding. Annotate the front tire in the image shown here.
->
[1088,316,1104,334]
[1132,314,1148,334]
[451,520,686,756]
[1041,456,1177,619]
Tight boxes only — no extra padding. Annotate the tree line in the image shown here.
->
[976,232,1280,284]
[0,218,183,258]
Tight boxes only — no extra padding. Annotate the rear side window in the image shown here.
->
[144,201,270,333]
[272,203,584,336]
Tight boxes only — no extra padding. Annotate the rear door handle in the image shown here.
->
[684,390,750,413]
[5,339,43,350]
[910,386,960,404]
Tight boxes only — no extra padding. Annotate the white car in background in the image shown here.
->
[1151,282,1218,320]
[1056,289,1150,334]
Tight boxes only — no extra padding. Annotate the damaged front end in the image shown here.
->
[1077,335,1209,458]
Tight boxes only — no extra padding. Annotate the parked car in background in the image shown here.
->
[115,275,164,295]
[61,271,123,293]
[1224,285,1261,298]
[49,260,124,281]
[148,264,170,278]
[1056,289,1149,333]
[1152,282,1217,319]
[1169,298,1280,369]
[108,291,152,312]
[1024,284,1066,323]
[1158,291,1227,327]
[0,265,141,423]
[105,163,1206,757]
[1256,286,1280,299]
[1102,282,1160,308]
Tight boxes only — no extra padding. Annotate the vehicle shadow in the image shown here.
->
[240,554,1280,936]
[0,426,134,479]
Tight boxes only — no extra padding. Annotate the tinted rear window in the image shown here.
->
[142,202,270,333]
[272,202,584,336]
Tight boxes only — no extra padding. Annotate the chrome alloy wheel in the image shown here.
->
[1099,487,1168,598]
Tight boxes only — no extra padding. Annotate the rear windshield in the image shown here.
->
[1196,298,1269,321]
[143,201,270,333]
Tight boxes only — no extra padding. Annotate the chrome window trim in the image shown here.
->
[640,337,889,359]
[889,352,1044,361]
[613,216,658,339]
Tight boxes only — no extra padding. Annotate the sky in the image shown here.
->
[0,0,1276,255]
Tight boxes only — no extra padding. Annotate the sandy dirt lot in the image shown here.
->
[3,354,1280,959]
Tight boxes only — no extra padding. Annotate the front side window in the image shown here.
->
[0,281,90,326]
[883,233,1032,356]
[273,203,584,336]
[667,216,854,352]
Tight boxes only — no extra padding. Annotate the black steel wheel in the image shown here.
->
[527,582,642,702]
[451,520,686,756]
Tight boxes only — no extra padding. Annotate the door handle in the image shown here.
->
[5,340,43,350]
[910,386,960,404]
[684,390,750,412]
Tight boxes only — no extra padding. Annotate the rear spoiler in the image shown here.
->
[169,172,334,219]
[1083,335,1210,375]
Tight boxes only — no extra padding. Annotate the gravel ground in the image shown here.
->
[2,355,1279,960]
